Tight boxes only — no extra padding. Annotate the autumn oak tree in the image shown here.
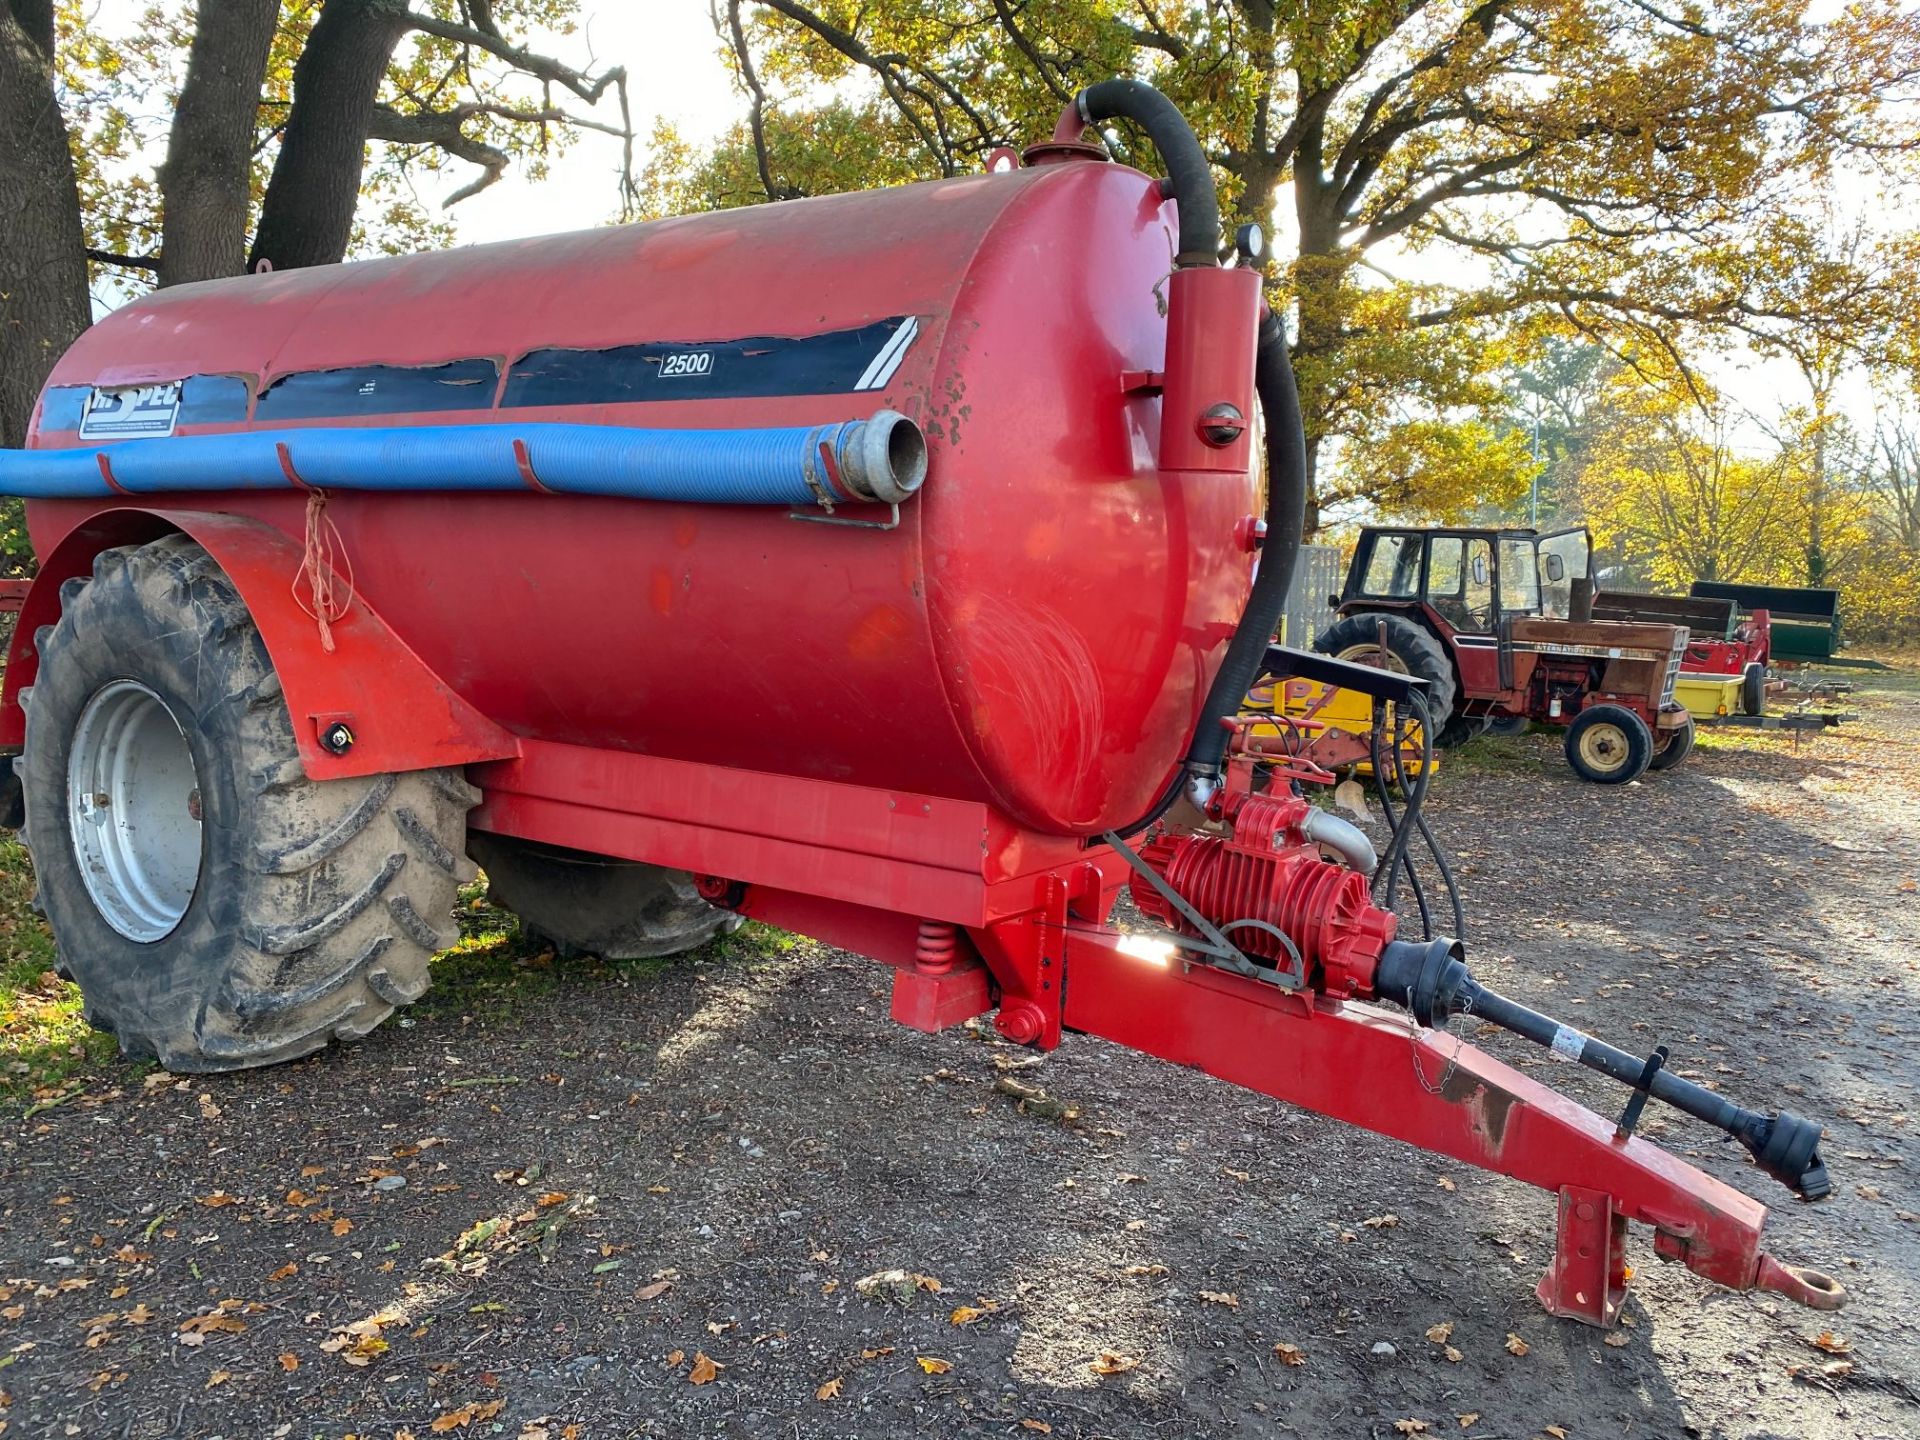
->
[0,0,634,450]
[661,0,1920,531]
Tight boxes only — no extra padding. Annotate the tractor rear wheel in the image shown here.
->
[1563,704,1654,784]
[466,832,739,960]
[1648,716,1695,772]
[1314,613,1459,741]
[1434,715,1492,747]
[1741,662,1767,717]
[1485,713,1530,738]
[16,535,476,1072]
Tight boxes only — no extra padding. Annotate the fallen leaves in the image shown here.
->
[1394,1420,1429,1435]
[197,1192,239,1209]
[1457,1414,1480,1429]
[1197,1290,1239,1308]
[203,1368,230,1389]
[1604,1331,1630,1348]
[853,1269,941,1304]
[1121,1264,1168,1277]
[1363,1214,1400,1230]
[430,1400,504,1432]
[330,1217,352,1238]
[1090,1350,1139,1376]
[1505,1332,1530,1357]
[915,1355,952,1375]
[1425,1322,1454,1344]
[634,1280,673,1302]
[178,1310,247,1339]
[1019,1422,1052,1434]
[815,1376,843,1401]
[1809,1331,1851,1355]
[267,1263,297,1283]
[1273,1342,1306,1366]
[1544,1426,1569,1438]
[949,1305,991,1326]
[688,1351,722,1385]
[318,1309,404,1368]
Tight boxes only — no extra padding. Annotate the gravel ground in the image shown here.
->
[0,673,1914,1440]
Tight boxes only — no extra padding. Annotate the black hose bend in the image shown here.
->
[1073,79,1221,267]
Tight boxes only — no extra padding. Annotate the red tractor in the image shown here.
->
[0,83,1840,1330]
[1316,525,1695,783]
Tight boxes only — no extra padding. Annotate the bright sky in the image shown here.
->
[75,1,1895,449]
[425,3,731,242]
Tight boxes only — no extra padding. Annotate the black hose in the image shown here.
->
[1073,79,1221,266]
[1084,80,1306,835]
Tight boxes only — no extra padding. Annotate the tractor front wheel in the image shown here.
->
[17,535,476,1071]
[1563,704,1654,785]
[1648,716,1696,772]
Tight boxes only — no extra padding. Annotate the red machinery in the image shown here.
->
[0,83,1840,1329]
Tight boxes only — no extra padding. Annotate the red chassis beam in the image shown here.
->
[468,743,1840,1327]
[1056,923,1839,1325]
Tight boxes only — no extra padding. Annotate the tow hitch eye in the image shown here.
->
[1375,938,1834,1202]
[1754,1255,1846,1311]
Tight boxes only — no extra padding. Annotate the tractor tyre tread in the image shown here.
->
[1648,715,1696,772]
[17,533,476,1073]
[1313,612,1460,739]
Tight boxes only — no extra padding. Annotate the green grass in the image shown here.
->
[0,841,794,1106]
[0,836,122,1107]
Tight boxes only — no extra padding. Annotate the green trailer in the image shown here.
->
[1688,581,1843,664]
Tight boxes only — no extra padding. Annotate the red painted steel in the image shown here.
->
[7,119,1840,1329]
[1058,921,1811,1313]
[0,509,518,778]
[24,159,1254,837]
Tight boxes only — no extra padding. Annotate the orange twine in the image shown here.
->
[294,487,353,653]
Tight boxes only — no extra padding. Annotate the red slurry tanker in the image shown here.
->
[0,82,1841,1329]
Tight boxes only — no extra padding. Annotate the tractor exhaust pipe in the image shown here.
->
[1375,939,1832,1201]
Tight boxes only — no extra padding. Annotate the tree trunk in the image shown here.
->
[248,0,410,272]
[0,0,92,449]
[158,0,284,287]
[1290,130,1345,539]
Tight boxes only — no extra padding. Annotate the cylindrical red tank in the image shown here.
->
[26,159,1256,836]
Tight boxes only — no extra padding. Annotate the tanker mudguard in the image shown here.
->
[0,508,519,781]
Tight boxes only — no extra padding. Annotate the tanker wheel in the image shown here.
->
[1563,704,1654,785]
[1648,715,1696,772]
[466,832,740,961]
[1741,662,1767,717]
[1314,613,1459,743]
[15,535,477,1072]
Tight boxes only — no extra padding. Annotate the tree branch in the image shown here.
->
[86,247,161,272]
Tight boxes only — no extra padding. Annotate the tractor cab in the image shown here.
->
[1319,525,1693,783]
[1339,525,1593,634]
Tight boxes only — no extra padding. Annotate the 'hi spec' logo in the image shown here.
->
[79,382,183,440]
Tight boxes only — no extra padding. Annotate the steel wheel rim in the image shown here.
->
[1333,642,1410,676]
[1577,722,1630,774]
[67,680,203,942]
